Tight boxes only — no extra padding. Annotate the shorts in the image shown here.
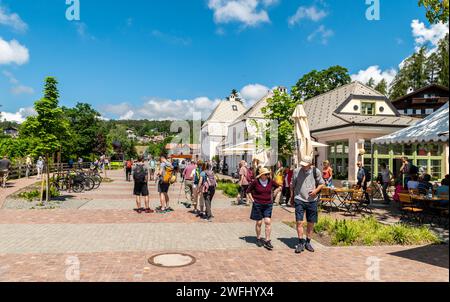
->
[250,203,273,221]
[134,182,149,196]
[158,181,170,193]
[294,200,318,223]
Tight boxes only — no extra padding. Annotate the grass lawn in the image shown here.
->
[284,216,442,247]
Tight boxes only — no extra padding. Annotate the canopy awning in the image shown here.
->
[372,103,449,145]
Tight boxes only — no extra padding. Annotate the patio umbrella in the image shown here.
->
[292,103,313,167]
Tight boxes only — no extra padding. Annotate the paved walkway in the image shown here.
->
[0,170,448,282]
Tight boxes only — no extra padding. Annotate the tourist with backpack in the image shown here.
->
[125,159,133,182]
[149,157,157,181]
[156,155,174,213]
[183,160,197,209]
[199,163,217,221]
[192,161,203,214]
[290,156,325,254]
[132,156,153,214]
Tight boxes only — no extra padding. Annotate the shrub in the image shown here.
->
[297,215,441,246]
[217,181,240,198]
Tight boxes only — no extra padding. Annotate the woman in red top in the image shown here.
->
[247,167,279,251]
[322,160,333,187]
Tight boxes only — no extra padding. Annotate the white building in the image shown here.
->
[201,94,247,160]
[219,87,287,175]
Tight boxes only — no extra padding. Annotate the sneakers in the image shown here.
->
[263,240,274,251]
[305,239,315,253]
[256,238,265,248]
[295,239,314,253]
[295,240,305,254]
[145,208,154,214]
[134,208,144,214]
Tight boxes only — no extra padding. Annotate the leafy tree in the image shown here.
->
[261,89,300,157]
[62,103,102,159]
[20,77,70,202]
[374,79,388,96]
[293,65,351,101]
[366,78,376,88]
[107,125,137,160]
[419,0,449,24]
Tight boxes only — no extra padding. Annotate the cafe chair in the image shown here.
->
[319,187,338,212]
[398,193,423,223]
[342,191,363,216]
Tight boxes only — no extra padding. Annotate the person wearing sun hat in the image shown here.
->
[290,155,325,254]
[247,167,280,251]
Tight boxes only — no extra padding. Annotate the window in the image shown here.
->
[431,160,442,181]
[425,108,434,115]
[361,102,376,115]
[232,105,238,111]
[407,109,414,115]
[327,141,349,180]
[398,109,405,114]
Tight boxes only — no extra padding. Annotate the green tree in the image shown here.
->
[261,89,299,157]
[107,125,137,160]
[374,79,388,96]
[366,78,376,88]
[62,103,102,159]
[390,47,429,99]
[437,33,449,87]
[293,66,351,101]
[20,77,69,202]
[419,0,449,24]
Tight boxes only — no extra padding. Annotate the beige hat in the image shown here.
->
[300,156,313,167]
[257,167,271,179]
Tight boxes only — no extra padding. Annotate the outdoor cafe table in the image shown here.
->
[410,194,449,222]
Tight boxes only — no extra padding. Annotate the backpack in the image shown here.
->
[246,167,254,183]
[162,164,176,184]
[201,171,217,193]
[363,167,372,182]
[126,161,132,169]
[193,168,201,185]
[133,164,147,182]
[409,164,419,175]
[274,170,284,186]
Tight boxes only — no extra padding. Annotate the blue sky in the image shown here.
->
[0,0,448,121]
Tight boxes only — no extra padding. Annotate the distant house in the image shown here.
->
[201,93,247,160]
[166,143,200,159]
[151,135,165,143]
[126,129,137,140]
[3,127,19,138]
[392,84,449,118]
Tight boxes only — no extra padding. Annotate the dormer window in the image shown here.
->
[361,102,376,115]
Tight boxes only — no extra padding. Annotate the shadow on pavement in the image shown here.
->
[389,244,449,269]
[239,236,258,245]
[277,237,299,249]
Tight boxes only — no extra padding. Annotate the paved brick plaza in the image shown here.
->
[0,170,448,282]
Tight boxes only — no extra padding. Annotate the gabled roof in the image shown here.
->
[204,99,247,124]
[392,84,449,103]
[304,81,419,133]
[231,90,274,125]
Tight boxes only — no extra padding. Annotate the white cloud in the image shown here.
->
[2,70,34,95]
[11,85,34,95]
[351,65,397,86]
[288,6,328,26]
[411,19,449,51]
[0,6,28,33]
[0,37,29,65]
[0,107,36,123]
[240,83,270,105]
[75,22,96,41]
[151,30,192,46]
[208,0,278,27]
[102,97,222,121]
[307,25,334,44]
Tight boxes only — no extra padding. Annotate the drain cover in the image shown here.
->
[148,253,196,268]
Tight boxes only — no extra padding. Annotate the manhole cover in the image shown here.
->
[148,253,196,268]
